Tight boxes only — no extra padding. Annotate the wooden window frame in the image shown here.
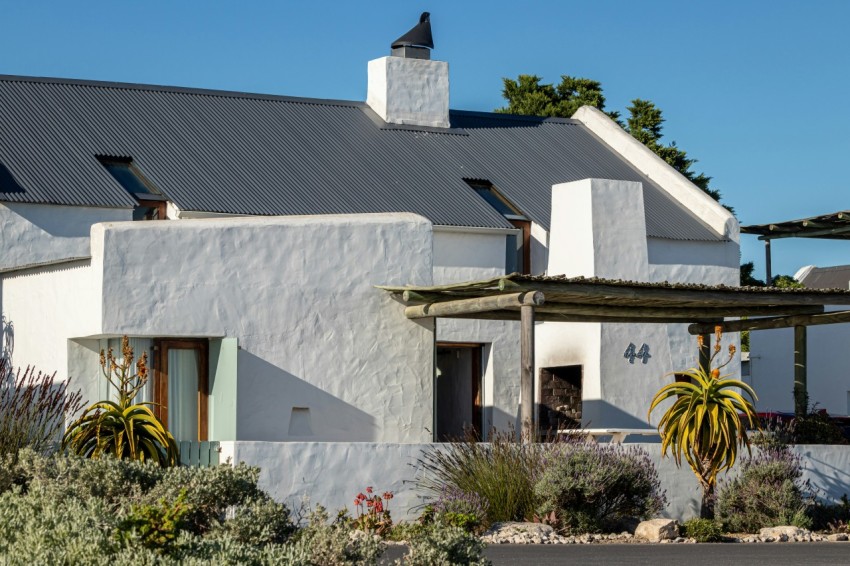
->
[137,199,167,220]
[153,339,209,441]
[509,219,532,275]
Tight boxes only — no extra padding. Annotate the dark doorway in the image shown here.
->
[435,343,483,441]
[538,365,582,438]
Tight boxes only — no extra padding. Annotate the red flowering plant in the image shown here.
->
[352,486,394,536]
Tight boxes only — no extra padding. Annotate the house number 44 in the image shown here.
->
[624,343,651,364]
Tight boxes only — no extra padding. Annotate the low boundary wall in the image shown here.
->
[219,442,850,522]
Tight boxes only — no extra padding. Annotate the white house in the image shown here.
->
[748,264,850,416]
[0,19,739,463]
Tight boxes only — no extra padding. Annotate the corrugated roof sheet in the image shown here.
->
[0,74,723,241]
[799,265,850,291]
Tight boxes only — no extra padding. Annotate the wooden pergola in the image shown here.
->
[379,274,850,440]
[742,210,850,283]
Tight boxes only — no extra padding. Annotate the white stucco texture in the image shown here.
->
[0,203,129,271]
[366,56,450,128]
[749,315,850,415]
[539,178,741,429]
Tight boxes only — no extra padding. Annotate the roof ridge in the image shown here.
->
[0,73,365,109]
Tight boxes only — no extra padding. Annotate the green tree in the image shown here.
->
[497,74,727,208]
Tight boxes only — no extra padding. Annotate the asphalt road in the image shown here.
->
[382,542,850,565]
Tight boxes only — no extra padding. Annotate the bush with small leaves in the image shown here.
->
[400,523,490,566]
[288,506,384,565]
[533,441,666,534]
[209,496,296,545]
[716,446,812,533]
[682,518,724,542]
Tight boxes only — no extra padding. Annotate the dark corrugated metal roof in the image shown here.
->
[0,74,723,241]
[799,265,850,290]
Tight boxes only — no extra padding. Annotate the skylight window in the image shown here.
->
[465,179,531,275]
[98,156,167,221]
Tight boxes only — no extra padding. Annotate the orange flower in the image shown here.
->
[697,335,704,348]
[711,368,720,380]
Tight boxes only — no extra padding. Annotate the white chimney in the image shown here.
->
[366,12,450,129]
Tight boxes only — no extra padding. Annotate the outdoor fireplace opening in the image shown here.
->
[539,365,582,438]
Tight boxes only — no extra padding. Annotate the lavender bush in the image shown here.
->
[0,359,84,460]
[533,441,666,534]
[716,445,812,532]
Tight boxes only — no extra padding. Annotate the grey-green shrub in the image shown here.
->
[533,442,666,534]
[716,446,812,533]
[682,518,724,542]
[400,524,490,566]
[0,452,304,564]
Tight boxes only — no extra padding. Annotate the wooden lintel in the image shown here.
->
[404,291,544,319]
[689,310,850,335]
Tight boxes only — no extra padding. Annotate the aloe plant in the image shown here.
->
[649,328,758,518]
[62,337,178,467]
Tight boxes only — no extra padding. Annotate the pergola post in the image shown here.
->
[794,325,808,417]
[520,304,535,443]
[764,239,772,285]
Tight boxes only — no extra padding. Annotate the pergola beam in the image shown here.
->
[689,309,850,335]
[404,291,544,319]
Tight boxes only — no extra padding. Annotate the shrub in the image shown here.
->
[682,518,724,542]
[430,486,488,533]
[352,487,394,536]
[716,446,812,533]
[807,494,850,532]
[533,441,666,534]
[116,491,190,551]
[415,429,544,525]
[0,359,84,461]
[145,461,282,536]
[791,406,847,445]
[400,524,490,566]
[289,506,384,565]
[0,453,312,564]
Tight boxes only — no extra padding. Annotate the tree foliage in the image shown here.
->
[497,74,727,208]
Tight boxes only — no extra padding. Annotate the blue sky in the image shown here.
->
[2,0,848,279]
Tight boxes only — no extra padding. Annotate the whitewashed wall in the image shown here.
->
[221,441,850,523]
[0,202,129,271]
[539,178,741,429]
[0,260,102,400]
[2,213,437,442]
[749,313,850,415]
[433,228,523,433]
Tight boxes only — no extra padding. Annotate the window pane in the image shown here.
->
[103,162,153,195]
[168,348,200,441]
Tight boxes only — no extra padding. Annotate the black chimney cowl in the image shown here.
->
[391,12,434,50]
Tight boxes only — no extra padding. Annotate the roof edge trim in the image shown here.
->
[572,105,738,241]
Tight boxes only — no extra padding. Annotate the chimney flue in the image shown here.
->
[391,12,433,60]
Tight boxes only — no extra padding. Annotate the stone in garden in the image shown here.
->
[759,526,807,541]
[635,518,679,542]
[828,533,849,542]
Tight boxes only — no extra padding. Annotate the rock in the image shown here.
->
[759,526,808,540]
[635,519,680,542]
[828,533,849,542]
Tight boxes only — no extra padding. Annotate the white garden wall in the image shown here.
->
[222,441,850,523]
